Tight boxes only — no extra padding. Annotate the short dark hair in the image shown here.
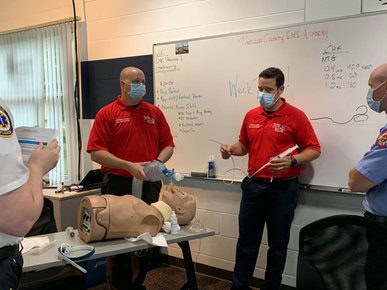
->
[259,67,285,88]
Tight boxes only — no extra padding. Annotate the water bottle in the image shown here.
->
[207,155,216,178]
[170,211,180,234]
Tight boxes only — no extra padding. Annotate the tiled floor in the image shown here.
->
[145,265,233,290]
[88,264,234,290]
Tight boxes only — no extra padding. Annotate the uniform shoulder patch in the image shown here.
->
[0,105,14,138]
[376,130,387,148]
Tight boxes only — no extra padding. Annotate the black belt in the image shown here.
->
[364,211,387,225]
[0,244,19,260]
[251,176,297,184]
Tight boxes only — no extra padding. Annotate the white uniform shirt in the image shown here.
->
[0,102,28,246]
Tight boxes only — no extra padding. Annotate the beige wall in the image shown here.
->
[0,0,85,32]
[0,0,363,61]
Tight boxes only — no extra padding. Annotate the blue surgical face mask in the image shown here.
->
[366,81,386,113]
[258,91,277,108]
[130,83,146,99]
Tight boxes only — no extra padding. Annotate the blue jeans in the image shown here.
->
[232,177,299,290]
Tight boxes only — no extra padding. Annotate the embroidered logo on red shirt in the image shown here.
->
[273,123,285,133]
[115,118,130,124]
[248,124,260,129]
[376,131,387,148]
[144,116,155,124]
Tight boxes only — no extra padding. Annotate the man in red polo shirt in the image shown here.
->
[87,66,174,290]
[220,67,321,290]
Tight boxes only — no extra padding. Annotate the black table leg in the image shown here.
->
[178,241,198,290]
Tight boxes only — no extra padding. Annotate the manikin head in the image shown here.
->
[78,194,164,242]
[159,188,196,225]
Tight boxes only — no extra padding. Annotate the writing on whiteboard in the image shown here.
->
[238,29,328,46]
[318,43,372,90]
[155,54,183,73]
[157,93,203,103]
[228,75,254,98]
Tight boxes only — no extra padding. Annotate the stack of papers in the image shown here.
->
[15,127,58,163]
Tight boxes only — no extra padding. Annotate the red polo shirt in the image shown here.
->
[239,98,320,179]
[87,96,174,177]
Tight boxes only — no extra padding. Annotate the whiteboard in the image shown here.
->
[153,13,387,189]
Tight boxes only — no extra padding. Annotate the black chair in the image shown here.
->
[297,214,372,290]
[19,198,86,290]
[25,197,58,237]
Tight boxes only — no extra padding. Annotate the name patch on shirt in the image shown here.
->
[115,118,130,124]
[248,124,260,129]
[376,131,387,148]
[0,105,13,138]
[144,116,155,124]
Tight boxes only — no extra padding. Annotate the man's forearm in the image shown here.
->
[348,167,377,192]
[293,149,321,165]
[230,142,248,156]
[0,165,45,236]
[157,146,174,163]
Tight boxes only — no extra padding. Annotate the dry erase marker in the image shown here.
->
[338,188,351,193]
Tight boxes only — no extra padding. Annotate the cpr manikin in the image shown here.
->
[159,187,196,225]
[78,188,196,242]
[78,194,170,242]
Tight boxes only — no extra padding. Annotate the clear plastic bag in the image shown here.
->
[132,177,143,198]
[144,161,168,181]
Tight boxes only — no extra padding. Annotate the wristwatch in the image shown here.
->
[290,156,298,167]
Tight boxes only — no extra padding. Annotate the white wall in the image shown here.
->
[0,0,370,287]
